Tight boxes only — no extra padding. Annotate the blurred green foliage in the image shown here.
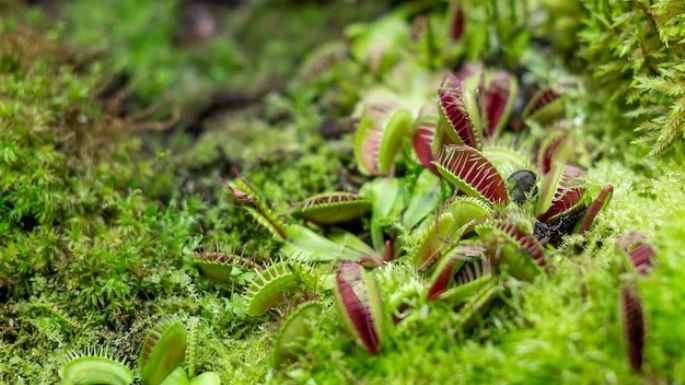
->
[62,0,244,107]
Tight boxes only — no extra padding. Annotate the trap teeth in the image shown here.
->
[435,145,509,205]
[294,192,371,224]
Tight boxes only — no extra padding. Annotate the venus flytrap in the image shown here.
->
[272,302,325,367]
[138,321,187,385]
[333,260,385,354]
[351,67,446,177]
[620,285,645,373]
[540,163,584,207]
[412,108,442,174]
[575,184,614,235]
[436,66,519,150]
[434,144,510,206]
[206,2,621,365]
[445,196,492,233]
[226,178,373,262]
[293,192,371,225]
[616,232,656,372]
[191,251,255,284]
[536,128,571,174]
[412,211,457,270]
[60,351,134,385]
[221,59,615,362]
[354,106,413,176]
[618,231,655,276]
[60,320,220,385]
[442,255,494,306]
[475,214,545,282]
[482,71,519,138]
[521,88,565,126]
[243,261,300,317]
[438,71,483,148]
[427,244,492,303]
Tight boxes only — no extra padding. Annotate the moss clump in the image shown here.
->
[0,18,147,379]
[0,19,248,384]
[578,0,685,154]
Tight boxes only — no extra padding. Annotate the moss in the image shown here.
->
[0,18,213,384]
[62,0,244,108]
[577,0,685,154]
[589,153,685,382]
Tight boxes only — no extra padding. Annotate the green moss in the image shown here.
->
[0,18,241,384]
[589,153,685,381]
[62,0,244,107]
[578,0,685,154]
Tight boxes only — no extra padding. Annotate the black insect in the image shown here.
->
[534,207,587,246]
[507,170,538,206]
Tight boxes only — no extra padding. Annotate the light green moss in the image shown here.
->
[578,0,685,153]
